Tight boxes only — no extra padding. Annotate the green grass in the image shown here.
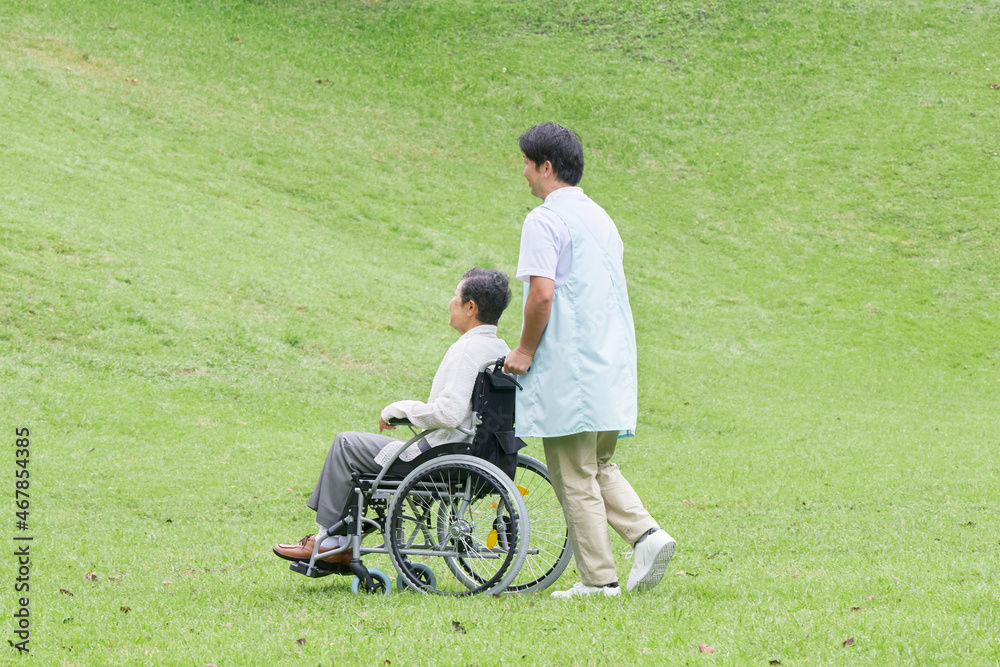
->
[1,0,998,664]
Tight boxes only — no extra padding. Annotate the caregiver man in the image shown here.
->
[504,123,676,598]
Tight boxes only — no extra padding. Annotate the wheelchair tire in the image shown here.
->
[387,455,529,596]
[505,454,573,593]
[396,562,436,592]
[350,568,392,595]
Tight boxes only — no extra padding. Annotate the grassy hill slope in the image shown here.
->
[1,0,997,663]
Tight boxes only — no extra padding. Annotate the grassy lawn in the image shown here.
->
[1,0,997,664]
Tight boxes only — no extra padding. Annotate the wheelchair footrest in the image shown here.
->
[289,561,343,578]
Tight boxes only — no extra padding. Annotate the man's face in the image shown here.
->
[448,281,468,332]
[523,155,546,199]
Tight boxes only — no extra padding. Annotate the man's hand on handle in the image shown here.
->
[503,347,534,375]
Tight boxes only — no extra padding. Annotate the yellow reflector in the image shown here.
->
[487,530,498,549]
[517,485,529,496]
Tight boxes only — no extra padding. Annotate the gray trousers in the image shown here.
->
[306,431,420,531]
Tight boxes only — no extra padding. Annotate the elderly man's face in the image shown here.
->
[448,281,474,333]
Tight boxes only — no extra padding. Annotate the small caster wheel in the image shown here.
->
[351,568,392,595]
[397,562,437,591]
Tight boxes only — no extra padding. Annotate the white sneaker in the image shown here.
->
[626,529,676,592]
[550,582,622,598]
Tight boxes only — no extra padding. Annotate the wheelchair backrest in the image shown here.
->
[469,359,526,480]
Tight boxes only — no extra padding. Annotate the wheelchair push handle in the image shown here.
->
[485,356,523,390]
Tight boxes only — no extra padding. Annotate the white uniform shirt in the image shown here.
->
[516,186,623,287]
[513,191,638,438]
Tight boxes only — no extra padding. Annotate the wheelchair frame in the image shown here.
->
[287,359,572,595]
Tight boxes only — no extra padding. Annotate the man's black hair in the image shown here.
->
[518,123,585,186]
[460,268,512,326]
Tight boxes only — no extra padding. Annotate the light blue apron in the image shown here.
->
[515,200,638,439]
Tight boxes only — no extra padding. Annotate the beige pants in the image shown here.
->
[543,431,659,587]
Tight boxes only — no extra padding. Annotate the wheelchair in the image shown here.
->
[287,358,573,595]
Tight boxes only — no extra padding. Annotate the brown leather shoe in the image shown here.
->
[273,534,318,561]
[273,534,352,566]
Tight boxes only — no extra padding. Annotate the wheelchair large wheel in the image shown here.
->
[387,455,528,596]
[505,454,573,593]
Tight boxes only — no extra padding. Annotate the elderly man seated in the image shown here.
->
[273,268,512,566]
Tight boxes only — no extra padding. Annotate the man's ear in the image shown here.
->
[467,299,480,319]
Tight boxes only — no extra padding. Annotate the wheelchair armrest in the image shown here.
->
[390,417,470,437]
